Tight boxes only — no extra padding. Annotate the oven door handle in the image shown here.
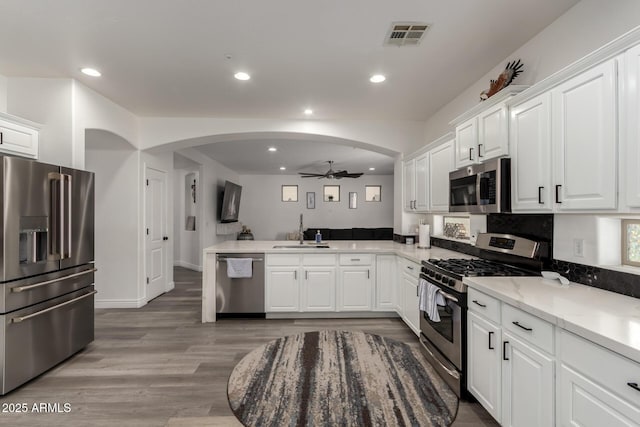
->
[424,278,459,303]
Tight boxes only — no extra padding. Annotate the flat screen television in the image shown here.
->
[220,180,242,223]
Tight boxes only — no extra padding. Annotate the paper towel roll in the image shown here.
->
[418,224,431,248]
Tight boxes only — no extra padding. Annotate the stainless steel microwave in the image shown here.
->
[449,157,511,213]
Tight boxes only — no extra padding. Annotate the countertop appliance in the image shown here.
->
[216,253,264,316]
[0,155,95,395]
[418,232,547,398]
[449,157,511,213]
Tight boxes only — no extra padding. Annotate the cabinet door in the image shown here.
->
[339,267,372,311]
[375,255,396,310]
[625,44,640,207]
[429,139,454,211]
[477,101,509,161]
[403,158,416,211]
[510,93,554,211]
[302,267,336,311]
[414,152,429,211]
[552,59,617,210]
[265,267,299,312]
[455,117,477,168]
[401,273,420,336]
[502,332,554,427]
[0,118,38,159]
[467,311,502,423]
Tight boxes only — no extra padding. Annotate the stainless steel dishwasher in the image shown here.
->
[216,253,265,316]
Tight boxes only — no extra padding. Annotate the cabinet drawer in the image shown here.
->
[558,329,640,407]
[339,254,373,266]
[397,257,420,277]
[302,253,336,266]
[266,254,301,266]
[468,288,501,324]
[502,304,553,353]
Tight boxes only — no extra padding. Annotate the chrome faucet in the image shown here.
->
[299,213,304,245]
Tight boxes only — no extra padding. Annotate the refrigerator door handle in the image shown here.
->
[63,174,72,259]
[11,290,97,323]
[11,268,97,293]
[48,172,63,260]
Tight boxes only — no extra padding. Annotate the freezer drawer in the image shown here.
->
[0,286,95,395]
[0,265,95,313]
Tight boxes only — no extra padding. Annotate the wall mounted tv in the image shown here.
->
[220,180,242,223]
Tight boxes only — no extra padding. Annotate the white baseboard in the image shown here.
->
[95,298,146,309]
[166,281,175,292]
[174,260,202,272]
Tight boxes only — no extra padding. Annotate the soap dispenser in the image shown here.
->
[315,230,322,243]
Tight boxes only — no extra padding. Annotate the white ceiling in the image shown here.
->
[0,0,580,173]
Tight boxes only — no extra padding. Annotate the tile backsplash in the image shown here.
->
[551,260,639,299]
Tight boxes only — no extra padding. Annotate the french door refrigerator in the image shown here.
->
[0,155,95,394]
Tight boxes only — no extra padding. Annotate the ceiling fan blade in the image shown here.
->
[342,173,364,178]
[299,173,325,177]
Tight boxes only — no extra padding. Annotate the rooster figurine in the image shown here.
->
[480,59,524,101]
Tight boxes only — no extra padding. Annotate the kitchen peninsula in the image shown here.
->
[201,240,472,323]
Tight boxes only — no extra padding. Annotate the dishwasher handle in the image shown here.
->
[217,257,264,262]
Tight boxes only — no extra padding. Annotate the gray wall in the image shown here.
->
[239,174,394,240]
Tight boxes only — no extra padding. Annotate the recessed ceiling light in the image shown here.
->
[268,147,277,152]
[304,109,313,115]
[370,74,386,83]
[369,167,376,171]
[279,166,286,170]
[234,72,251,81]
[80,67,101,77]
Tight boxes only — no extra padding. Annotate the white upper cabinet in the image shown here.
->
[477,101,509,162]
[625,44,640,207]
[552,58,618,210]
[510,93,553,211]
[0,113,40,159]
[414,152,429,211]
[455,117,478,168]
[428,138,454,212]
[403,157,416,211]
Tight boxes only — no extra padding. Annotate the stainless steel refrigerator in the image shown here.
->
[0,155,95,395]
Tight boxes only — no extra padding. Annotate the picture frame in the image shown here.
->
[281,185,298,202]
[323,185,340,202]
[365,185,381,202]
[306,192,315,209]
[349,192,357,209]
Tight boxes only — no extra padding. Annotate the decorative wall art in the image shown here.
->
[349,192,357,209]
[365,185,381,202]
[480,59,524,101]
[323,185,340,202]
[306,192,315,209]
[281,185,298,202]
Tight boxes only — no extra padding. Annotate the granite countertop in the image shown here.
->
[464,276,640,363]
[203,240,476,265]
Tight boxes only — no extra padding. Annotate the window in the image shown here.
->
[281,185,298,202]
[323,185,340,202]
[622,219,640,267]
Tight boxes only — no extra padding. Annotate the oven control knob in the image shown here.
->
[441,277,448,284]
[435,273,442,280]
[428,270,435,277]
[448,279,456,287]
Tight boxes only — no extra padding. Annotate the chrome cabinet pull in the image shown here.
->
[11,290,97,323]
[488,331,494,349]
[12,268,97,293]
[472,300,486,308]
[628,382,640,392]
[512,321,533,332]
[406,266,414,270]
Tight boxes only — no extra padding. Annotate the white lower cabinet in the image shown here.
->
[374,255,396,310]
[467,288,554,426]
[502,332,554,427]
[302,267,336,311]
[556,330,640,427]
[396,257,420,336]
[467,310,502,422]
[265,267,300,312]
[338,267,372,310]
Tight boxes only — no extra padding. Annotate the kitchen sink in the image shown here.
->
[272,244,330,249]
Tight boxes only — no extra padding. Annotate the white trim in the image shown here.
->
[508,24,640,107]
[96,298,146,309]
[174,260,203,271]
[0,111,41,129]
[166,281,175,292]
[450,85,528,125]
[405,132,455,160]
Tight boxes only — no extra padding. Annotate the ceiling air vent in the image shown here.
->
[385,22,430,46]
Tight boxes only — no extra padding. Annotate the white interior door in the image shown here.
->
[146,167,168,301]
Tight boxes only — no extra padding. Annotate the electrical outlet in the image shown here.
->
[573,238,584,257]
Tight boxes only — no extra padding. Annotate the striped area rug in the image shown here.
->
[227,330,458,427]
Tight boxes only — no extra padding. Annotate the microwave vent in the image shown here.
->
[385,22,430,46]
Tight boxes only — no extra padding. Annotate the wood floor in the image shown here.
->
[0,267,499,427]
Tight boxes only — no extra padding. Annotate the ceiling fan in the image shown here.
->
[298,161,363,179]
